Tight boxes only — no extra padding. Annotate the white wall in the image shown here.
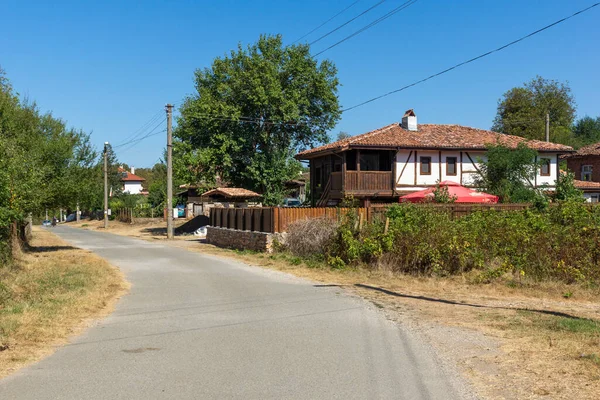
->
[123,182,143,194]
[395,150,561,191]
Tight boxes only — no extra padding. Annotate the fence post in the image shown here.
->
[273,207,279,233]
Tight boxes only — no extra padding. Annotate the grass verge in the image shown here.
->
[0,227,128,378]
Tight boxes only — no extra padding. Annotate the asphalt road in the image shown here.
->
[0,227,465,399]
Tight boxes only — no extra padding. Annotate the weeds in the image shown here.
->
[290,201,600,285]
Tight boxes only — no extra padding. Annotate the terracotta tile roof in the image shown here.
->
[120,172,146,182]
[296,123,573,158]
[568,142,600,157]
[574,179,600,190]
[201,187,260,198]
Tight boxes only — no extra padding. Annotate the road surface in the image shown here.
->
[0,227,466,399]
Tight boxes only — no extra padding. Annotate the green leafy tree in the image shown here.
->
[474,143,544,203]
[175,34,341,205]
[492,76,576,144]
[553,170,583,202]
[431,183,457,203]
[573,116,600,146]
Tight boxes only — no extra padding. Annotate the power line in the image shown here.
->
[342,2,600,113]
[113,117,166,149]
[309,0,388,46]
[292,0,363,44]
[117,129,166,155]
[314,0,420,56]
[113,110,164,147]
[188,113,309,127]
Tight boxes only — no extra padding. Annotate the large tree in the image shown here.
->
[175,34,341,205]
[492,76,576,144]
[573,116,600,145]
[474,143,542,203]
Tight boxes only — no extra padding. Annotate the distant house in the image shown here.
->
[295,109,573,206]
[565,142,600,202]
[178,186,261,217]
[119,166,146,195]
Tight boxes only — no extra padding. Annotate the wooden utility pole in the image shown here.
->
[104,142,109,229]
[166,104,174,239]
[545,113,550,142]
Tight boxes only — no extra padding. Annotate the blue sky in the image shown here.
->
[1,0,599,167]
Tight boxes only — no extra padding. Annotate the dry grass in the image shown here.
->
[68,219,600,399]
[0,227,128,378]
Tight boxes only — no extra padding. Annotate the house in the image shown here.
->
[119,166,146,195]
[295,109,573,206]
[565,142,600,202]
[179,186,262,217]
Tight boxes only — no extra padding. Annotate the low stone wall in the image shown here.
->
[206,227,286,253]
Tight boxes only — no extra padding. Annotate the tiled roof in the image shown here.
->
[120,172,145,182]
[296,123,573,158]
[201,187,260,198]
[569,142,600,157]
[574,179,600,190]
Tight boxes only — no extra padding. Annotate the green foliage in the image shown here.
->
[492,76,576,144]
[431,183,457,203]
[573,116,600,146]
[553,171,584,202]
[309,203,600,285]
[474,143,543,203]
[175,34,341,205]
[0,67,100,262]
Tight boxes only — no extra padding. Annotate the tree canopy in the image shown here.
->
[492,76,576,143]
[175,34,341,204]
[474,143,542,203]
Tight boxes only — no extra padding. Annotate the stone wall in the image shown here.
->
[206,227,286,253]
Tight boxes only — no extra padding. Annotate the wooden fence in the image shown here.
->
[210,204,537,233]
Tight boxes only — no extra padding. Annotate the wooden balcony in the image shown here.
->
[325,171,394,199]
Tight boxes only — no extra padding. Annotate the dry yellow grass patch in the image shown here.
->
[0,227,128,378]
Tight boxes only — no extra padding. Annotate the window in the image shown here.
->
[446,157,457,176]
[591,194,599,203]
[582,165,593,181]
[540,158,551,176]
[420,157,431,175]
[346,150,357,170]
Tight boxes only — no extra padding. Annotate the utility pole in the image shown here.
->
[166,104,174,239]
[104,142,109,229]
[545,113,550,142]
[76,203,80,222]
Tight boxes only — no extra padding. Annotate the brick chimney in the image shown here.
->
[401,109,417,131]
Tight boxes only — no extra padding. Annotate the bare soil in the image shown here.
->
[69,218,600,399]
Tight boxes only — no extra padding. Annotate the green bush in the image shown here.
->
[321,202,600,284]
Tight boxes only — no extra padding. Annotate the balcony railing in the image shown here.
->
[345,171,393,192]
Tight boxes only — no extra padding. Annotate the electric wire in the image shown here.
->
[292,0,363,44]
[342,2,600,112]
[314,0,421,56]
[309,0,388,46]
[113,117,167,149]
[113,110,164,147]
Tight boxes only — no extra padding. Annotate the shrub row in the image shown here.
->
[285,201,600,284]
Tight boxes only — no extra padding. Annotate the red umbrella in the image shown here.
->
[400,181,499,203]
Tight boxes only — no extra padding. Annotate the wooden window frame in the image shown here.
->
[540,158,551,176]
[582,165,593,182]
[420,156,432,175]
[446,157,457,176]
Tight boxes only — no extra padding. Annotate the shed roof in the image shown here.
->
[201,187,260,199]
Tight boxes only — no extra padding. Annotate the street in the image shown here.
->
[0,227,464,399]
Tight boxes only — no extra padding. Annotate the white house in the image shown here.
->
[296,109,574,206]
[119,166,146,195]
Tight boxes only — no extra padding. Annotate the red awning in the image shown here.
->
[400,181,499,204]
